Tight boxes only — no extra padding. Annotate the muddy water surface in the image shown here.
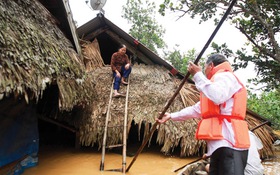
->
[262,151,280,175]
[23,145,280,175]
[23,146,196,175]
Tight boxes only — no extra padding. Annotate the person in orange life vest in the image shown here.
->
[111,44,132,97]
[157,54,250,175]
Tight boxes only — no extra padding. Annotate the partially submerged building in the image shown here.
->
[0,0,276,173]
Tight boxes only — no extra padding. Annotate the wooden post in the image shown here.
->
[75,131,80,149]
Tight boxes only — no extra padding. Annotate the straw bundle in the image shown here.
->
[80,39,105,72]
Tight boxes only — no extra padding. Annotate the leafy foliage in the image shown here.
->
[159,0,280,91]
[164,46,204,75]
[122,0,166,54]
[211,42,280,92]
[247,90,280,129]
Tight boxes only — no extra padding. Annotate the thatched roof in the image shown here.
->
[77,40,275,158]
[78,63,205,155]
[0,0,95,110]
[2,0,274,158]
[246,113,275,158]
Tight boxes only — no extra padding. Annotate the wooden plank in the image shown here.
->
[106,144,123,149]
[63,0,82,55]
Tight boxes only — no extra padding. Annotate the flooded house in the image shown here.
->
[0,0,276,174]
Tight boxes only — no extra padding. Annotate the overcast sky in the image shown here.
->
[68,0,256,85]
[69,0,248,51]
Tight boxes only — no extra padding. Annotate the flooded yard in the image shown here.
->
[11,145,280,175]
[22,145,193,175]
[263,150,280,175]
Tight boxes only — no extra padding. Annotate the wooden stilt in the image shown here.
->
[75,131,80,149]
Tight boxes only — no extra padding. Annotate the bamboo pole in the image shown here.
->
[126,0,238,172]
[100,79,114,171]
[122,78,130,173]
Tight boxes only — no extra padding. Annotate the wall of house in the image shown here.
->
[0,97,38,167]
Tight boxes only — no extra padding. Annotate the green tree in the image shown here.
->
[247,90,280,129]
[159,0,280,91]
[211,41,280,92]
[122,0,166,54]
[164,46,204,75]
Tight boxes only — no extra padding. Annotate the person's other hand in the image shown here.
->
[125,63,130,70]
[156,112,171,123]
[202,154,210,160]
[116,72,121,78]
[188,62,201,76]
[202,154,208,159]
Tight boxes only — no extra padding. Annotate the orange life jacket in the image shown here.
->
[195,62,250,149]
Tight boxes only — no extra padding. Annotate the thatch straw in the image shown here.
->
[246,114,274,158]
[80,38,105,72]
[0,0,94,111]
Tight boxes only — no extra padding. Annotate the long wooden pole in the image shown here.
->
[126,0,238,172]
[173,157,203,173]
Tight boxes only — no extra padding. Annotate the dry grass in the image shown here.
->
[0,0,94,111]
[246,115,275,158]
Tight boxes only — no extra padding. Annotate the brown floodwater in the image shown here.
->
[262,151,280,175]
[14,145,280,175]
[22,145,197,175]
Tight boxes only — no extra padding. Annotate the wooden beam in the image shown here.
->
[63,0,82,56]
[75,132,80,149]
[38,116,77,133]
[81,27,109,41]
